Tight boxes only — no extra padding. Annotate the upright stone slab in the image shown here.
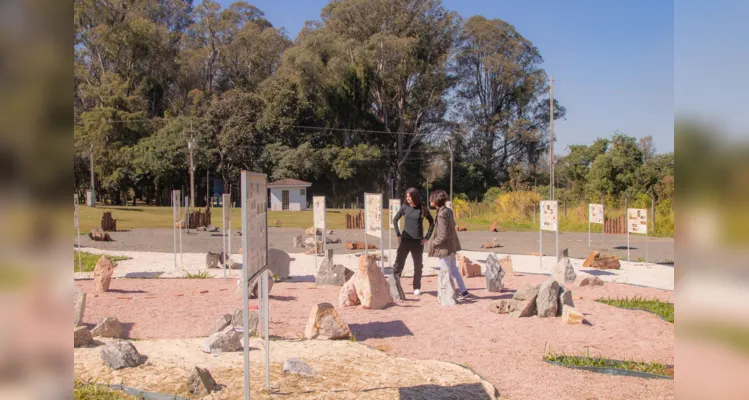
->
[386,274,406,301]
[437,268,457,306]
[230,308,258,334]
[188,367,218,396]
[354,255,393,310]
[316,249,354,286]
[536,279,561,318]
[93,256,115,292]
[212,314,232,334]
[74,292,86,327]
[558,286,575,314]
[485,253,505,292]
[553,257,577,284]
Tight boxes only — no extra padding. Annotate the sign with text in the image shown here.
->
[242,172,268,276]
[540,200,558,232]
[222,193,231,231]
[73,195,79,229]
[589,204,604,225]
[313,196,326,231]
[389,199,401,229]
[365,193,383,238]
[627,208,648,235]
[172,190,181,220]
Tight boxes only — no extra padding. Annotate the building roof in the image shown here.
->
[267,179,312,187]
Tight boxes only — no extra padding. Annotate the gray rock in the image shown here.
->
[201,328,243,353]
[509,297,537,317]
[579,276,604,287]
[74,292,86,327]
[558,247,569,261]
[74,326,93,348]
[283,358,315,376]
[230,308,258,334]
[488,300,511,315]
[485,253,505,292]
[212,314,232,334]
[553,257,577,284]
[315,250,354,286]
[236,274,274,299]
[437,267,457,306]
[513,283,540,301]
[293,235,303,248]
[536,279,561,318]
[188,366,217,396]
[91,317,123,338]
[558,286,575,316]
[386,274,406,301]
[268,248,292,279]
[100,341,144,370]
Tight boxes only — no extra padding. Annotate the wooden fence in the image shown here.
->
[604,215,626,234]
[345,211,365,229]
[187,207,211,229]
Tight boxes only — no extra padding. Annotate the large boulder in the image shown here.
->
[553,257,577,284]
[283,358,315,376]
[457,255,482,278]
[484,254,505,292]
[579,276,605,287]
[90,317,123,338]
[74,326,93,348]
[304,303,351,340]
[513,283,540,301]
[354,255,393,309]
[201,328,243,353]
[93,256,115,292]
[584,251,621,270]
[316,250,354,286]
[100,341,144,370]
[74,292,86,327]
[437,267,457,306]
[536,279,561,318]
[187,367,218,396]
[338,273,360,308]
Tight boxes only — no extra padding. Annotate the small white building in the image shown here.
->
[268,179,312,211]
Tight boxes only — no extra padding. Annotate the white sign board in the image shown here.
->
[244,173,268,276]
[540,200,558,231]
[627,208,648,234]
[222,194,231,230]
[365,193,383,238]
[313,196,326,231]
[73,195,79,229]
[589,204,604,225]
[389,199,401,229]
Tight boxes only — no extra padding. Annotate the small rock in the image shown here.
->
[196,226,206,232]
[74,292,86,327]
[457,255,482,277]
[230,308,258,334]
[283,358,315,376]
[488,299,511,314]
[354,255,393,309]
[484,253,505,292]
[304,303,351,340]
[561,305,584,325]
[558,286,575,315]
[212,314,232,334]
[345,241,376,250]
[206,252,221,269]
[553,257,577,284]
[456,226,468,232]
[513,283,540,301]
[338,273,360,308]
[536,279,561,318]
[437,267,457,306]
[579,276,605,287]
[93,256,115,292]
[293,235,303,248]
[489,222,499,232]
[206,225,219,233]
[202,329,243,353]
[74,326,93,348]
[558,248,569,260]
[509,298,537,317]
[100,341,144,370]
[91,317,123,338]
[188,366,218,396]
[584,252,621,270]
[89,228,112,241]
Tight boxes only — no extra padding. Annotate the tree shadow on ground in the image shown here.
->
[613,245,637,250]
[124,272,164,279]
[476,292,514,301]
[580,269,617,276]
[397,383,495,400]
[269,295,297,301]
[349,320,413,340]
[107,288,147,294]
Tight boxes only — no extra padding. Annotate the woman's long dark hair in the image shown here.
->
[405,187,428,217]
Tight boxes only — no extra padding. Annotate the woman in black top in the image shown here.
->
[392,188,435,295]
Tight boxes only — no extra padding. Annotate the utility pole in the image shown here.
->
[189,122,195,208]
[549,75,555,200]
[88,144,96,207]
[448,139,454,203]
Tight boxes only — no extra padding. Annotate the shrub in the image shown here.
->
[495,191,541,222]
[483,187,503,204]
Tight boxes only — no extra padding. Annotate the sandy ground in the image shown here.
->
[74,247,675,291]
[76,276,674,400]
[76,227,674,263]
[75,337,500,400]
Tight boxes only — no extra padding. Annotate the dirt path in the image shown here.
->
[76,276,673,400]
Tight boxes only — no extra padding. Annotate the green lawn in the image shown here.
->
[596,296,674,323]
[74,380,137,400]
[74,251,130,272]
[544,351,672,377]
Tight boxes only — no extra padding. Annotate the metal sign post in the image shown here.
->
[74,195,81,272]
[172,190,180,269]
[540,200,559,271]
[364,193,384,271]
[388,199,401,268]
[185,195,190,234]
[627,208,648,263]
[313,196,326,271]
[363,196,368,257]
[589,203,604,248]
[222,193,231,272]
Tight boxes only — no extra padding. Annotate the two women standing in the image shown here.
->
[392,187,472,300]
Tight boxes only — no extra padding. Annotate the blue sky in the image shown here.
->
[217,0,675,154]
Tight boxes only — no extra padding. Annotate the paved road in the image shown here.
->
[78,227,674,264]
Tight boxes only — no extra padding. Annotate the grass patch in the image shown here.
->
[74,380,138,400]
[74,251,130,272]
[596,296,674,323]
[680,322,749,356]
[184,270,214,279]
[543,351,672,377]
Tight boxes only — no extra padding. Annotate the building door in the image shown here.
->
[282,190,289,210]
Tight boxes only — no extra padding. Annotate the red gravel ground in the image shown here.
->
[76,274,674,400]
